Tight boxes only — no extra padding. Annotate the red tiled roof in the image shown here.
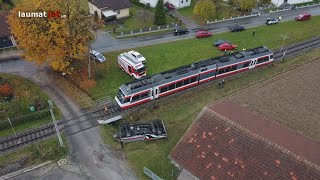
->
[0,11,11,37]
[170,102,320,180]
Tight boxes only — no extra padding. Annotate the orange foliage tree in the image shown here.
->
[8,0,92,73]
[0,83,13,97]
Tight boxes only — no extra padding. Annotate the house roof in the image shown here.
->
[0,11,11,37]
[89,0,131,10]
[170,101,320,180]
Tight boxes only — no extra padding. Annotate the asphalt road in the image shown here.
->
[91,6,320,53]
[0,59,136,180]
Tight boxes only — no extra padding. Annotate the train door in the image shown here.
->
[152,87,159,100]
[248,59,257,69]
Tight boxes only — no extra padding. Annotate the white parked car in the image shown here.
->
[90,50,106,63]
[266,18,279,25]
[128,50,146,64]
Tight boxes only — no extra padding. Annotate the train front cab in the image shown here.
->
[116,88,152,109]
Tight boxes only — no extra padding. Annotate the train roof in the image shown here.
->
[120,46,272,95]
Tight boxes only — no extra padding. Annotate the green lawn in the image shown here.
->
[0,136,68,174]
[88,15,320,99]
[0,73,60,137]
[100,47,320,180]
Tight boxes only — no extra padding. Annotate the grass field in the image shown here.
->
[0,73,60,137]
[107,4,178,33]
[101,46,320,180]
[0,136,68,176]
[88,15,320,99]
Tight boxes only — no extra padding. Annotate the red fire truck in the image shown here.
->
[118,52,146,79]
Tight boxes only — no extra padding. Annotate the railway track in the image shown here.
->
[0,123,60,154]
[1,36,320,154]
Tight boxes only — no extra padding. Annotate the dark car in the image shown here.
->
[164,2,175,10]
[228,25,245,32]
[213,39,230,47]
[195,30,212,38]
[174,28,189,35]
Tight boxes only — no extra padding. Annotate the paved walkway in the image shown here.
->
[170,10,199,29]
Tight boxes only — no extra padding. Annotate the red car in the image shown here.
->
[164,2,175,10]
[195,30,212,38]
[295,13,311,21]
[218,43,237,51]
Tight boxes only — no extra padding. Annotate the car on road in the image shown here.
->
[228,25,245,32]
[164,2,175,10]
[295,13,311,21]
[90,50,106,63]
[128,50,146,64]
[195,30,212,38]
[266,18,279,25]
[218,43,237,51]
[174,28,189,35]
[213,39,230,47]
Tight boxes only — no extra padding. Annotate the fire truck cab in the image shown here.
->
[118,53,146,79]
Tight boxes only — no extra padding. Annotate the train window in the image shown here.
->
[224,67,231,73]
[243,62,250,68]
[264,56,269,61]
[257,58,264,64]
[183,79,190,85]
[191,76,197,83]
[132,95,140,102]
[231,65,237,71]
[124,98,130,103]
[140,92,149,99]
[160,86,168,93]
[168,84,175,90]
[270,55,273,59]
[218,68,224,74]
[176,81,183,88]
[200,68,208,72]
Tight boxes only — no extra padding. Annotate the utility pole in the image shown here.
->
[280,34,289,52]
[88,51,91,78]
[280,34,290,61]
[48,100,64,147]
[8,118,17,137]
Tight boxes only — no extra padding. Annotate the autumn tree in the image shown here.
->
[154,0,166,25]
[233,0,256,13]
[193,0,216,23]
[8,0,92,73]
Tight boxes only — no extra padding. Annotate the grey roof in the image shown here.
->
[89,0,131,10]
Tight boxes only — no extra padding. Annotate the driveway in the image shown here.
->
[0,59,136,180]
[91,6,320,53]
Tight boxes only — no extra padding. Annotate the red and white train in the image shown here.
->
[115,46,273,109]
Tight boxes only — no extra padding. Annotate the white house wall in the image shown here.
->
[116,8,130,19]
[88,2,103,19]
[271,0,312,6]
[139,0,158,7]
[140,0,191,8]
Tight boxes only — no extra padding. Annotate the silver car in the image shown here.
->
[90,50,106,63]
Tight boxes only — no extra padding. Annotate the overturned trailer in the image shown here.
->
[114,120,168,143]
